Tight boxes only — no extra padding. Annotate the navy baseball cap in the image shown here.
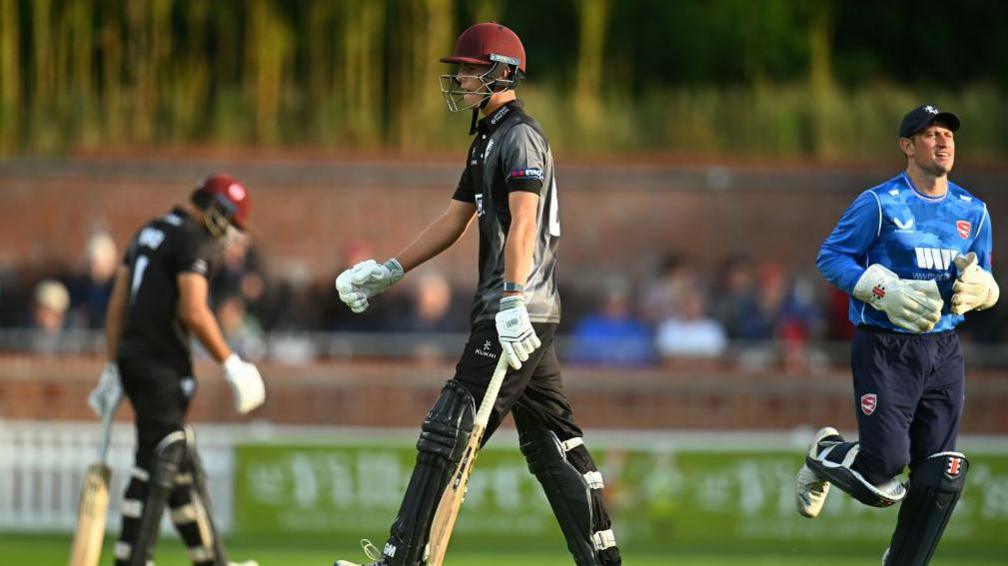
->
[899,104,960,138]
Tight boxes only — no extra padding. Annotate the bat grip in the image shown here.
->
[97,408,115,463]
[474,356,509,428]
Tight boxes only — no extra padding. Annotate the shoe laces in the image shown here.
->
[360,539,383,562]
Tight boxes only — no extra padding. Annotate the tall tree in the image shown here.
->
[0,0,20,151]
[574,0,609,141]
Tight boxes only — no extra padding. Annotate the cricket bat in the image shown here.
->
[426,355,510,566]
[68,408,115,566]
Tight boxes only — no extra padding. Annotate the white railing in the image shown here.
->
[0,420,234,534]
[4,420,1007,537]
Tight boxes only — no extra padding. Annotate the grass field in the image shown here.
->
[6,533,1005,566]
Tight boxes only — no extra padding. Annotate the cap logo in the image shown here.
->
[924,105,939,115]
[228,183,246,201]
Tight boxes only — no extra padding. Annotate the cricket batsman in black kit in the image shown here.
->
[86,174,266,566]
[333,22,621,566]
[794,105,998,565]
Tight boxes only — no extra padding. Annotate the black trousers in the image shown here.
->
[453,321,583,443]
[851,326,965,484]
[118,355,196,469]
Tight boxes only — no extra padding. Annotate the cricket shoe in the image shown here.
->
[229,561,260,566]
[334,539,388,566]
[794,426,841,518]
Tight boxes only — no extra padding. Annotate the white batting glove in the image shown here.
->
[495,295,541,370]
[87,362,123,417]
[223,354,265,414]
[952,252,999,314]
[853,264,944,333]
[335,258,404,314]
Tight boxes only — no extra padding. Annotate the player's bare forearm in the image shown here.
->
[178,273,232,363]
[396,200,476,272]
[103,267,130,361]
[503,191,540,291]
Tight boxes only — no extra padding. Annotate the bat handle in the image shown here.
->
[473,356,509,428]
[97,408,115,464]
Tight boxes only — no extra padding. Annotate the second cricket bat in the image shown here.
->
[426,355,510,566]
[68,408,115,566]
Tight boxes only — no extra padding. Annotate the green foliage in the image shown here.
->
[0,0,1005,157]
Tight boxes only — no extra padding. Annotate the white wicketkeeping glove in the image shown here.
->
[495,295,541,370]
[335,258,404,314]
[853,264,944,333]
[223,353,265,414]
[87,362,123,417]
[952,252,999,314]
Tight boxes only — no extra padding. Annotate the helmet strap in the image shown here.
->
[469,107,480,135]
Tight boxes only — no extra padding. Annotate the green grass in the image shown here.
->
[9,533,1006,566]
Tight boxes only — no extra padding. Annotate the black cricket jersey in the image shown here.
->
[452,100,561,325]
[117,207,220,367]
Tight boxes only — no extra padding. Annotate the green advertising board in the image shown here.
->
[234,434,1008,550]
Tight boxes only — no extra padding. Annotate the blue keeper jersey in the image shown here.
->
[818,171,993,333]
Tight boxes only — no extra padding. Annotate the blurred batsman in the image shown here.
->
[87,174,265,566]
[794,105,997,565]
[334,22,621,566]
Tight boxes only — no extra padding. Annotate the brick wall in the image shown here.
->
[6,157,1007,283]
[4,356,1006,433]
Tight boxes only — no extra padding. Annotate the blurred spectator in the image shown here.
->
[67,231,118,329]
[31,279,70,354]
[402,270,466,333]
[655,281,727,358]
[710,254,761,339]
[568,279,655,366]
[211,237,266,311]
[268,259,324,327]
[640,253,691,324]
[216,294,267,361]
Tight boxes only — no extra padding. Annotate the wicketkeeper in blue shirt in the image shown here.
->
[793,104,999,566]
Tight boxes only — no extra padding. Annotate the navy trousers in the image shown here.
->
[850,326,965,484]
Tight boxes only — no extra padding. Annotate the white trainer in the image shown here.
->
[795,426,840,518]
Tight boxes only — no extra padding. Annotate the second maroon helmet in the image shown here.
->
[191,173,251,236]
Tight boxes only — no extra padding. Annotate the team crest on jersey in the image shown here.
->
[474,194,485,217]
[860,393,877,416]
[956,220,971,239]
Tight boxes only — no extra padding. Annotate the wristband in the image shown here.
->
[503,282,525,293]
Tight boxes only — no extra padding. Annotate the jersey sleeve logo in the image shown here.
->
[508,167,543,181]
[191,258,209,275]
[956,220,971,239]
